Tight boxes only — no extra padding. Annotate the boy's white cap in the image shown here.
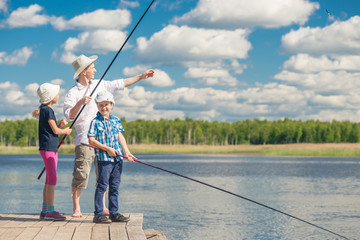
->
[37,83,60,104]
[72,54,98,79]
[95,90,115,105]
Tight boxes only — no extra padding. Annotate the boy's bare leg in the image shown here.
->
[72,187,83,217]
[103,190,109,215]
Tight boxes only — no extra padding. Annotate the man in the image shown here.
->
[64,54,154,217]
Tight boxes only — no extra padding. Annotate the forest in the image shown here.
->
[1,117,360,147]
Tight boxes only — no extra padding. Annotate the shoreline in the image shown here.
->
[1,143,360,156]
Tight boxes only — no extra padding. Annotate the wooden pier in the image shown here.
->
[0,213,166,240]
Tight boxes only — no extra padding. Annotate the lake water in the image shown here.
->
[0,153,359,240]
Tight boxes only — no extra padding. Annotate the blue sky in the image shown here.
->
[0,0,360,122]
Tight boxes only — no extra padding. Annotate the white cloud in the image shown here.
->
[25,83,39,97]
[1,79,360,122]
[182,60,247,86]
[118,0,140,9]
[6,4,50,28]
[276,53,360,95]
[111,86,231,120]
[0,81,67,119]
[274,70,360,94]
[109,83,360,122]
[50,79,65,85]
[6,90,25,105]
[240,83,305,104]
[59,29,127,63]
[184,67,238,86]
[282,54,360,73]
[147,70,174,87]
[58,51,77,65]
[231,60,248,74]
[306,110,360,122]
[51,9,131,31]
[135,25,252,64]
[0,0,8,13]
[275,15,360,121]
[123,65,175,87]
[0,47,33,66]
[282,16,360,55]
[111,87,185,120]
[123,64,150,76]
[0,81,19,89]
[174,0,319,29]
[111,84,309,121]
[310,94,347,108]
[0,82,30,106]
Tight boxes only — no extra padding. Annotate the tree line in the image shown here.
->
[1,117,360,147]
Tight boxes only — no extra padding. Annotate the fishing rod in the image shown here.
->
[36,0,155,180]
[83,143,350,240]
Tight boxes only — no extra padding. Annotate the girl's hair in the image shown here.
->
[31,104,46,118]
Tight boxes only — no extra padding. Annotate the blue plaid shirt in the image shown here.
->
[88,112,125,162]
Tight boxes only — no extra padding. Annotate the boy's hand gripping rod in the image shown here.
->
[37,0,155,180]
[83,143,349,240]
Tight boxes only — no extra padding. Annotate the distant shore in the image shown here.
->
[1,143,360,156]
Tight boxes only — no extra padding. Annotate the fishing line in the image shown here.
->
[37,0,155,180]
[83,143,350,240]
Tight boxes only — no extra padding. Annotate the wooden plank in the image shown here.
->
[1,215,31,228]
[91,225,109,240]
[0,213,166,240]
[126,226,146,240]
[126,213,146,240]
[72,226,92,240]
[33,227,58,240]
[15,227,42,240]
[0,228,26,240]
[110,223,127,240]
[17,215,41,228]
[30,218,54,228]
[126,213,143,227]
[63,216,87,227]
[0,214,15,227]
[48,215,71,227]
[79,214,95,227]
[0,228,7,236]
[144,229,167,240]
[52,226,75,240]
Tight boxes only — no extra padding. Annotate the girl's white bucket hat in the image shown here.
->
[37,83,60,104]
[72,54,98,79]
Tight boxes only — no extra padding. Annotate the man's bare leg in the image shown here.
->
[72,187,83,217]
[103,190,109,215]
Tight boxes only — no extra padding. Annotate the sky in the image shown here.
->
[0,0,360,122]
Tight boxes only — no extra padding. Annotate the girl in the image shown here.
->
[32,83,72,221]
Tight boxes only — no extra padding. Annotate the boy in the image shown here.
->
[88,90,135,223]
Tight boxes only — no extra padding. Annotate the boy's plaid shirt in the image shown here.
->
[88,112,125,162]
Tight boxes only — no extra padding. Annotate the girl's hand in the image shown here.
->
[64,127,72,135]
[59,119,68,128]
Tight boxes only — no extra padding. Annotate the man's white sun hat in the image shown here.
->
[37,83,60,104]
[72,54,98,79]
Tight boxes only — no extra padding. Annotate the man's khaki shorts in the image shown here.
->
[72,145,95,189]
